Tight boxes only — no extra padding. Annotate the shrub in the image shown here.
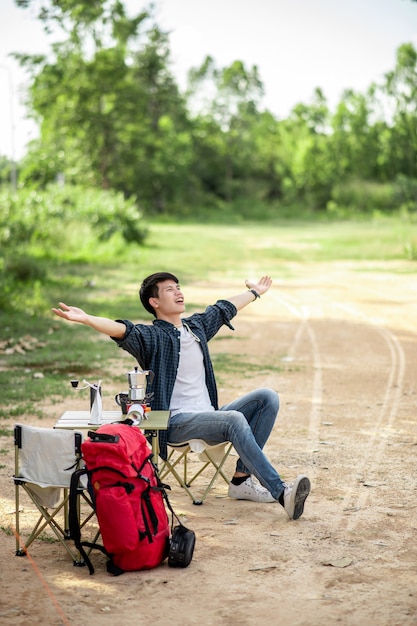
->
[328,180,397,214]
[0,183,148,254]
[0,183,149,312]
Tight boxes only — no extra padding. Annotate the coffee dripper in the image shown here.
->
[70,378,102,424]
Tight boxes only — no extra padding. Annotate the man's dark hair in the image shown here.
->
[139,272,179,316]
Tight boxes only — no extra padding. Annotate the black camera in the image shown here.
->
[168,524,196,568]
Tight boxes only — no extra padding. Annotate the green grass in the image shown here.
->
[211,352,285,383]
[0,217,416,413]
[144,217,417,270]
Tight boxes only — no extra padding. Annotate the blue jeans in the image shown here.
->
[167,388,284,500]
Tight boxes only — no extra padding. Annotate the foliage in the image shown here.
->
[0,183,148,311]
[326,176,417,216]
[4,2,417,218]
[15,1,192,214]
[0,156,18,189]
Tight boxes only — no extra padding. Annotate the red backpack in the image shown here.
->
[70,422,192,575]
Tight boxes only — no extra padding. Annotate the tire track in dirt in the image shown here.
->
[275,279,407,533]
[273,292,323,486]
[328,300,406,532]
[262,273,416,623]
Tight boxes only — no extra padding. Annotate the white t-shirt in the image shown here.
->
[169,324,215,416]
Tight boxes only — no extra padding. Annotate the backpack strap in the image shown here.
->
[69,467,125,575]
[106,559,125,576]
[69,468,99,574]
[140,485,159,542]
[152,461,186,532]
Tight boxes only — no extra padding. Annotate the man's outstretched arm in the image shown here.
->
[52,302,126,338]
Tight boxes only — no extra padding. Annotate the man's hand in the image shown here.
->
[245,276,272,296]
[227,276,272,311]
[52,302,89,324]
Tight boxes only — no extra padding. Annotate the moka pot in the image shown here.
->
[127,366,154,403]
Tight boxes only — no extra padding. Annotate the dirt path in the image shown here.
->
[1,261,416,626]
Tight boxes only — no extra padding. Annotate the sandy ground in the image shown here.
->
[1,261,417,626]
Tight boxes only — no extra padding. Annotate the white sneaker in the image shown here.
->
[283,475,311,520]
[228,476,276,503]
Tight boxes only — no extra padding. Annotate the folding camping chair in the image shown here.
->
[159,438,234,505]
[13,423,96,566]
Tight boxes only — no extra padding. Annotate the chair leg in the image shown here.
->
[160,443,233,505]
[160,455,202,504]
[15,484,89,566]
[15,481,21,556]
[159,446,190,484]
[192,444,233,503]
[79,492,96,530]
[14,444,22,556]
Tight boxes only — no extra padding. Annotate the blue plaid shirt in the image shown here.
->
[111,299,237,412]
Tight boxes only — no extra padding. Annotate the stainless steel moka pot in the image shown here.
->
[127,366,154,403]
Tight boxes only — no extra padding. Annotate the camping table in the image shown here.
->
[54,410,170,468]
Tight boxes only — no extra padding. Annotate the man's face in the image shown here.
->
[151,280,185,317]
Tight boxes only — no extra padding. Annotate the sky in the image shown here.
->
[1,0,417,160]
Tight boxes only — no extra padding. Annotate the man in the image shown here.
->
[52,272,310,520]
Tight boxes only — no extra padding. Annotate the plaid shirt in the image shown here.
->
[112,299,237,412]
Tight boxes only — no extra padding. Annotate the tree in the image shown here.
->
[14,2,417,217]
[15,0,192,213]
[121,25,193,213]
[0,155,18,189]
[383,43,417,178]
[330,88,381,180]
[15,1,148,185]
[276,89,335,208]
[187,56,264,203]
